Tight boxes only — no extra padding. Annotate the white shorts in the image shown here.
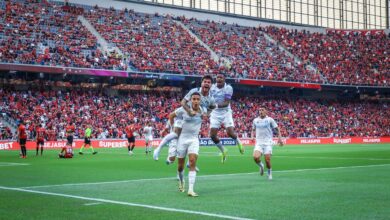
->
[254,143,273,155]
[177,137,199,158]
[210,110,234,129]
[168,139,178,158]
[145,136,153,142]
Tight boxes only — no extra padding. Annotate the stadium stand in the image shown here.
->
[265,26,389,86]
[0,1,123,70]
[181,18,323,83]
[1,1,388,86]
[83,6,220,75]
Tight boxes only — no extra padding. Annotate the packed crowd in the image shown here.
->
[0,1,123,70]
[265,26,389,86]
[182,18,323,83]
[1,89,388,140]
[0,89,182,140]
[0,1,388,86]
[84,7,220,75]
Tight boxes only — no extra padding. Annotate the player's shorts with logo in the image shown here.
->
[67,135,73,145]
[145,135,153,143]
[84,137,91,145]
[37,138,44,146]
[254,142,273,155]
[127,136,135,143]
[177,137,199,158]
[210,110,234,128]
[19,138,27,145]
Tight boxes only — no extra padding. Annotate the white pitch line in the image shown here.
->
[0,186,255,220]
[99,151,390,161]
[0,162,30,167]
[21,163,390,189]
[275,155,390,161]
[84,202,102,206]
[275,164,390,173]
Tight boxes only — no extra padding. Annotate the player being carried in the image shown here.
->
[170,92,206,197]
[251,107,283,180]
[35,124,46,156]
[153,75,215,161]
[143,122,154,155]
[209,73,244,163]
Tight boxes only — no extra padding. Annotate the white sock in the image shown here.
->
[188,171,196,192]
[157,133,178,150]
[216,142,225,153]
[178,170,184,182]
[268,168,272,175]
[257,161,263,167]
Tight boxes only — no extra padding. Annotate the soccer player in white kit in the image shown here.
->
[169,92,205,197]
[209,73,244,163]
[251,107,283,180]
[153,75,215,161]
[143,122,154,154]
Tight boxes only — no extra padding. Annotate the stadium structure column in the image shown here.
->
[339,0,344,29]
[314,0,319,26]
[363,0,368,29]
[286,0,291,23]
[386,0,389,29]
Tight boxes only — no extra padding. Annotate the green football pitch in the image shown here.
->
[0,144,389,220]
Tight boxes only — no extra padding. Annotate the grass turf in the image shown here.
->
[0,144,389,220]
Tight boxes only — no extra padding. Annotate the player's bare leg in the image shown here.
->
[187,153,199,197]
[253,150,264,176]
[226,127,244,154]
[265,154,272,180]
[40,144,43,156]
[130,143,135,155]
[177,157,185,192]
[210,128,227,163]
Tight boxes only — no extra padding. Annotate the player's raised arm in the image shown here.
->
[160,123,170,137]
[169,111,177,127]
[180,98,194,116]
[181,88,198,116]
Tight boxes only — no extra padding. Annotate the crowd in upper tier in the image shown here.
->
[1,1,388,86]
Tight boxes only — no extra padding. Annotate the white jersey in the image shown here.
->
[174,107,205,139]
[143,126,153,137]
[184,87,215,110]
[210,83,233,114]
[253,116,278,145]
